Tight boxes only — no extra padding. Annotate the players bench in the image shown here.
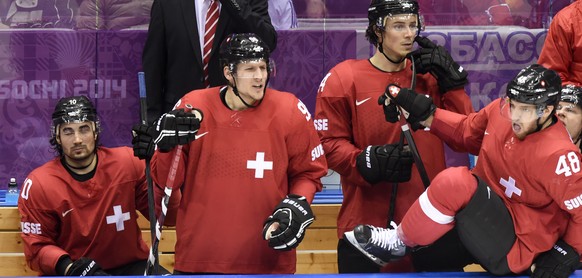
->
[0,205,340,275]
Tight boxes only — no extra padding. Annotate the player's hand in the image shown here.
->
[531,239,580,278]
[378,94,423,131]
[378,94,399,123]
[131,123,156,160]
[384,84,435,128]
[356,144,413,184]
[66,257,109,276]
[153,108,204,152]
[262,194,314,251]
[411,36,468,93]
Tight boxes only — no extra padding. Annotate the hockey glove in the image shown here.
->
[385,84,436,128]
[356,144,413,184]
[153,108,203,152]
[378,93,423,131]
[262,194,315,251]
[531,239,580,278]
[66,257,109,276]
[378,94,399,123]
[131,123,156,160]
[411,36,468,93]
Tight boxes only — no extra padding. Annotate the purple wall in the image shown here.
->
[0,27,547,188]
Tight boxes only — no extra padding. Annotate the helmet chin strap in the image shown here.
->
[230,76,266,109]
[535,106,556,132]
[379,45,406,64]
[378,32,406,64]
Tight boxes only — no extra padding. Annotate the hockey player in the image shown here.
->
[134,33,328,274]
[557,84,582,151]
[538,0,582,85]
[313,0,474,273]
[18,96,170,276]
[345,64,582,277]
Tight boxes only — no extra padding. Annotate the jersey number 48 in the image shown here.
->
[555,151,581,177]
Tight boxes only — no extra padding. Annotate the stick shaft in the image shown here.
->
[139,72,160,275]
[402,55,430,188]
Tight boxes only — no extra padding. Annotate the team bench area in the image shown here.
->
[0,205,340,276]
[0,205,520,276]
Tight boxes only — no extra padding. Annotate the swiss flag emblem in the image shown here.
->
[387,84,401,98]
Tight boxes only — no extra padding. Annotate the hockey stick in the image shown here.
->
[144,105,202,276]
[138,72,159,274]
[387,132,404,225]
[389,55,431,188]
[401,54,431,188]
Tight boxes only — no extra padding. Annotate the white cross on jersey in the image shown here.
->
[247,152,273,178]
[106,205,130,231]
[499,176,522,198]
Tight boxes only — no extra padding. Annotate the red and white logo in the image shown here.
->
[388,84,401,98]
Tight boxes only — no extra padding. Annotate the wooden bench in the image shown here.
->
[0,205,340,275]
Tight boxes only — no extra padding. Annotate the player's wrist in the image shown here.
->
[64,263,73,276]
[55,255,74,276]
[420,114,434,128]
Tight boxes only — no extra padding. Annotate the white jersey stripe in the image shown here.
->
[419,191,454,224]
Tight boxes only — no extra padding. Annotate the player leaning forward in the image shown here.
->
[345,64,582,277]
[19,96,168,275]
[134,33,328,274]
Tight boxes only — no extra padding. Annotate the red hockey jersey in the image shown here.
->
[430,98,582,272]
[538,0,582,85]
[314,59,474,239]
[151,87,327,273]
[18,147,150,275]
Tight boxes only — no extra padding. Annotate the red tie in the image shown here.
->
[203,0,219,87]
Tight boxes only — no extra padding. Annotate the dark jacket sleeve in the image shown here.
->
[142,0,166,123]
[220,0,277,51]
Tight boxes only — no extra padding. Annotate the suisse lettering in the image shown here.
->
[564,193,582,210]
[313,119,328,131]
[311,144,324,161]
[21,222,42,234]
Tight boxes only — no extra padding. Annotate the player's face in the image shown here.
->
[378,14,418,60]
[58,122,97,166]
[232,59,268,103]
[556,101,582,141]
[508,100,550,140]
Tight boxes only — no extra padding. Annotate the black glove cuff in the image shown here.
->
[56,255,73,276]
[357,146,380,184]
[437,76,468,94]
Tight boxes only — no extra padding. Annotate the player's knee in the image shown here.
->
[455,175,515,275]
[427,167,477,212]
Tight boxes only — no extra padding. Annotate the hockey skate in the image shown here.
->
[343,221,407,266]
